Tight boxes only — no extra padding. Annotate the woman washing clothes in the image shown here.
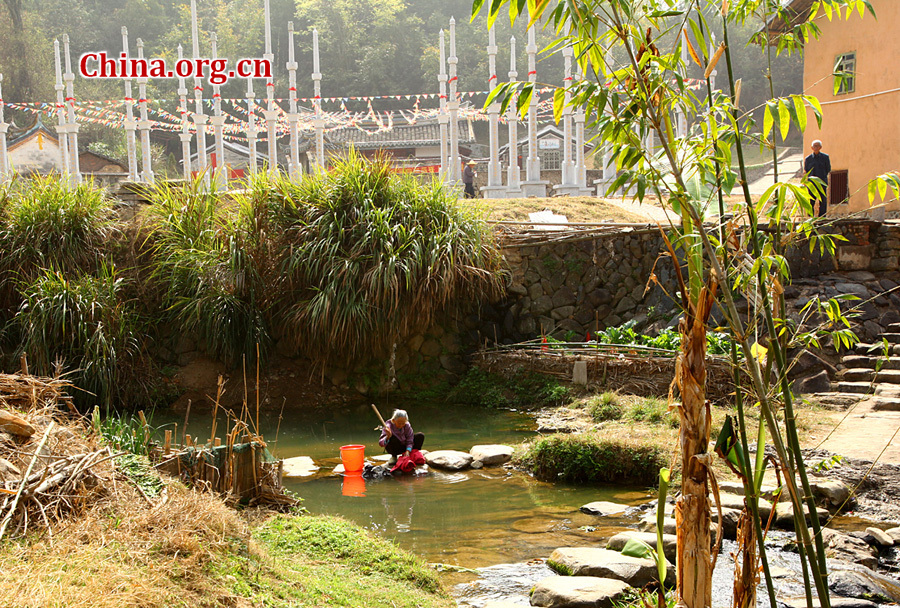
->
[378,409,425,466]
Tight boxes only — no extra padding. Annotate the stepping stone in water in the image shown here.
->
[425,450,473,471]
[470,444,514,466]
[548,547,674,587]
[579,501,629,516]
[281,456,319,478]
[530,576,631,608]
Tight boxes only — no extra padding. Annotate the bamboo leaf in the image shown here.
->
[792,95,807,132]
[778,99,791,141]
[553,87,565,124]
[763,104,774,139]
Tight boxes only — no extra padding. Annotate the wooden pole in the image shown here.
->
[210,375,223,446]
[370,404,387,428]
[182,399,191,446]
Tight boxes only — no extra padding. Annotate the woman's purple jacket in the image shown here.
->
[378,420,414,449]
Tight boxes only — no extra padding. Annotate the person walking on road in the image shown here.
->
[804,139,831,217]
[463,160,477,199]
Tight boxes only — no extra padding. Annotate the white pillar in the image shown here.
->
[0,75,8,179]
[247,77,258,174]
[135,38,154,183]
[709,34,718,93]
[520,25,548,197]
[555,52,593,197]
[210,32,227,189]
[122,28,140,182]
[312,28,325,171]
[190,0,208,185]
[177,44,192,180]
[574,65,590,192]
[595,42,616,197]
[286,22,301,179]
[438,30,449,181]
[447,17,461,186]
[264,0,278,175]
[677,24,689,139]
[63,35,82,184]
[505,35,521,196]
[53,40,71,179]
[482,26,506,199]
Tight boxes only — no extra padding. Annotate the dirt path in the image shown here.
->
[807,396,900,464]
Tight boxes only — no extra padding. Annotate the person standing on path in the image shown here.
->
[463,160,477,199]
[804,139,831,217]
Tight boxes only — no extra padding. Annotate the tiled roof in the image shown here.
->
[327,120,474,149]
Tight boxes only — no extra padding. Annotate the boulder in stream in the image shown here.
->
[713,492,774,521]
[530,576,630,608]
[580,501,628,517]
[772,502,830,530]
[886,526,900,543]
[425,450,473,471]
[548,547,674,587]
[639,515,676,535]
[470,444,513,466]
[606,531,677,562]
[864,526,894,547]
[815,528,879,570]
[809,478,853,510]
[829,565,900,604]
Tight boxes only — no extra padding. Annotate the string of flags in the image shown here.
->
[5,94,563,141]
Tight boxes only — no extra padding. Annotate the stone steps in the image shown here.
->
[878,333,900,344]
[871,396,900,412]
[839,369,900,384]
[840,355,900,370]
[835,381,876,395]
[854,343,900,356]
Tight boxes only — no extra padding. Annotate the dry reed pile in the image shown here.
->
[0,373,120,540]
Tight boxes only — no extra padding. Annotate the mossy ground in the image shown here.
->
[0,481,451,608]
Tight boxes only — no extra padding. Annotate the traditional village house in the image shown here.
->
[8,116,127,185]
[499,124,596,174]
[327,118,476,174]
[771,0,900,214]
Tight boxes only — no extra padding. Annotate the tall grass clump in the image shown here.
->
[145,179,272,365]
[588,392,624,421]
[521,432,665,485]
[0,175,115,311]
[265,151,503,366]
[13,264,148,408]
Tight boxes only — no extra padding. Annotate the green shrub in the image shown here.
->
[0,175,115,310]
[588,392,624,421]
[628,397,678,428]
[268,151,503,366]
[522,433,666,485]
[13,264,150,408]
[593,320,734,355]
[449,367,572,409]
[146,179,272,366]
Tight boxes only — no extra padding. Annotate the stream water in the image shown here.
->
[163,402,889,607]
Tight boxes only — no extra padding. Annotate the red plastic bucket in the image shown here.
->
[339,444,365,473]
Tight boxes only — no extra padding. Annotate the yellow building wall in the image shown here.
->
[803,0,900,212]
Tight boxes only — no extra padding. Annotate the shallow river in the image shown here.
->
[166,401,867,607]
